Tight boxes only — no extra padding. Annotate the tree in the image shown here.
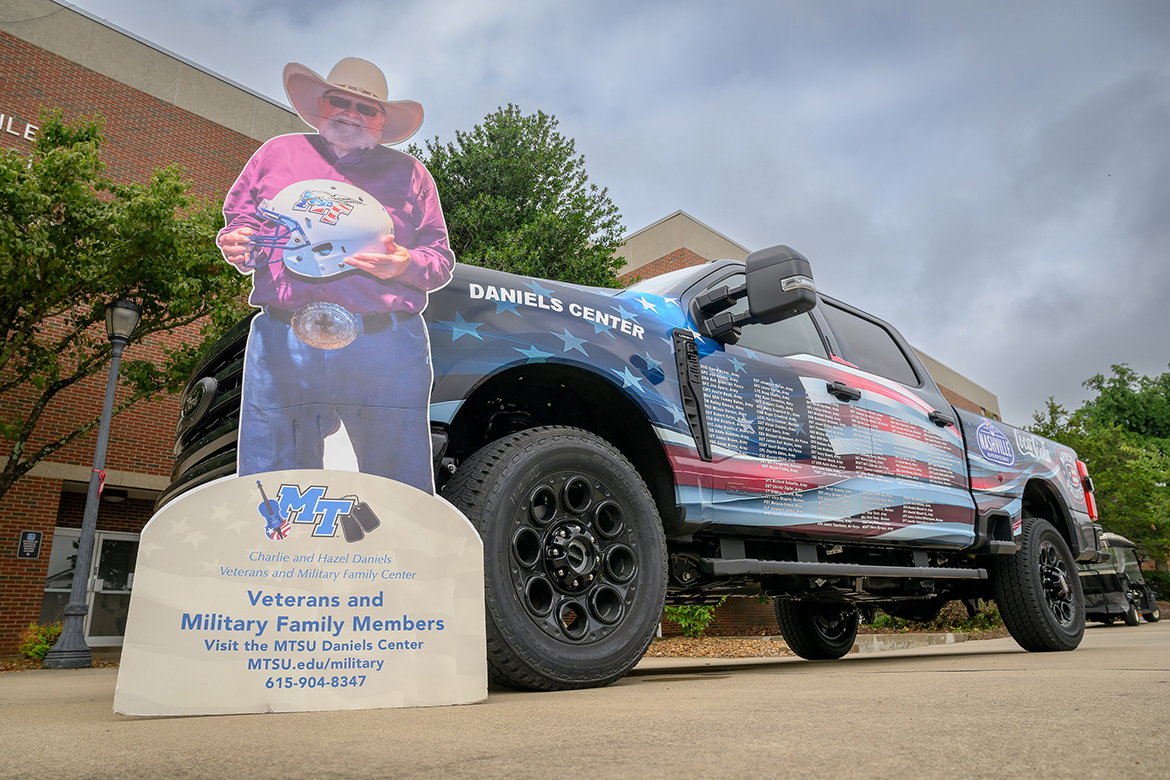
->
[409,104,626,287]
[1080,364,1170,457]
[0,113,251,504]
[1030,398,1170,565]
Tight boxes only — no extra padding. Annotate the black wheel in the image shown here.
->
[773,600,859,660]
[1123,601,1140,626]
[991,515,1084,652]
[441,426,667,691]
[1143,607,1161,623]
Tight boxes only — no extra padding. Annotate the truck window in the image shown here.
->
[719,274,828,359]
[820,302,918,386]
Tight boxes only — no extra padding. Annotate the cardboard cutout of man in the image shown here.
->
[218,58,453,494]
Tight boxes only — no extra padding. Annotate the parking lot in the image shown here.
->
[2,621,1167,780]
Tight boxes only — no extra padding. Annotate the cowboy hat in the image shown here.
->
[283,57,424,146]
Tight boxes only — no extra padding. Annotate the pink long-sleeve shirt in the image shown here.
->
[220,134,454,315]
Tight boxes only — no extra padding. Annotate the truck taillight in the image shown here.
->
[1076,460,1098,520]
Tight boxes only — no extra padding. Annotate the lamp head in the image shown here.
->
[105,300,141,344]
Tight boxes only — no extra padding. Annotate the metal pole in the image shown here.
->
[43,338,127,669]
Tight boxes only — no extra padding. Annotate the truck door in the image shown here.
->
[816,300,977,549]
[691,272,871,535]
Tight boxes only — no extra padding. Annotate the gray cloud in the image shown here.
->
[70,0,1170,423]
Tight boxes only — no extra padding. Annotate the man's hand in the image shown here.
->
[347,235,411,280]
[217,227,255,268]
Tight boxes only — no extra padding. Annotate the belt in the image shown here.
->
[265,306,408,335]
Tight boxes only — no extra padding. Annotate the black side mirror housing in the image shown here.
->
[692,245,818,344]
[746,245,816,324]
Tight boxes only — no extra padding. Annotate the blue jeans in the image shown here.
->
[237,310,435,494]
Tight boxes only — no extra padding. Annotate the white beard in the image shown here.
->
[319,118,380,155]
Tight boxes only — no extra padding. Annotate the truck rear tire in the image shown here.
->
[441,426,667,691]
[773,600,859,660]
[991,515,1084,652]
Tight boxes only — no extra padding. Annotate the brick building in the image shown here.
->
[0,1,1001,654]
[0,0,302,655]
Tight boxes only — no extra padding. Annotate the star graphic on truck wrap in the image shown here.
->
[612,304,640,321]
[729,356,747,374]
[611,366,646,392]
[441,312,484,341]
[639,351,664,373]
[525,279,557,298]
[554,329,589,356]
[515,345,554,363]
[635,296,658,312]
[494,298,523,316]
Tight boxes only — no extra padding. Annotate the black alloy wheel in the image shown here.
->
[773,600,860,660]
[441,427,667,691]
[992,515,1085,652]
[1038,539,1077,628]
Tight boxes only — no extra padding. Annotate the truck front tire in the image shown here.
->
[774,600,859,660]
[441,426,667,691]
[992,515,1084,651]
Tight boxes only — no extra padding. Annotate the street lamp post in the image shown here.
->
[43,300,141,669]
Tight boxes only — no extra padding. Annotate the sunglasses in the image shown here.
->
[325,95,383,117]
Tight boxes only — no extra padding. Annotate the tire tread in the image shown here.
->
[441,426,666,691]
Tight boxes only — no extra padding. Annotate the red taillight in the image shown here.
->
[1076,460,1098,520]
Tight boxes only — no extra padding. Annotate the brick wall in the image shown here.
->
[661,597,781,637]
[0,477,61,651]
[619,247,709,286]
[0,31,264,655]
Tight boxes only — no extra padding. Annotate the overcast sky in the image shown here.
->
[67,0,1170,425]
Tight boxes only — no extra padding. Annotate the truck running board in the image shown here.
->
[699,558,988,580]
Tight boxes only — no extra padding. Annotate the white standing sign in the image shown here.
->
[114,470,486,716]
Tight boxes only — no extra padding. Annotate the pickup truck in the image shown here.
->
[165,244,1106,690]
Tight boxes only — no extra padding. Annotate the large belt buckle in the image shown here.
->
[289,302,358,349]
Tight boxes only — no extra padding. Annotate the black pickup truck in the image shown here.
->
[167,245,1106,690]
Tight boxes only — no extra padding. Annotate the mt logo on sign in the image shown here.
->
[253,481,381,543]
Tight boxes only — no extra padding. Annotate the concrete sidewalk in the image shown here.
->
[631,630,974,674]
[2,625,1166,780]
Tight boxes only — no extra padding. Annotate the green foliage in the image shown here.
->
[664,597,727,638]
[1144,570,1170,601]
[409,105,626,287]
[869,601,1002,633]
[1081,364,1170,457]
[1030,387,1170,562]
[17,622,62,660]
[0,112,251,503]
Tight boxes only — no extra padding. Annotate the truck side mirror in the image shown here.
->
[745,245,817,324]
[693,245,817,343]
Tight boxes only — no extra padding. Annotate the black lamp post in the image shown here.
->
[43,300,141,669]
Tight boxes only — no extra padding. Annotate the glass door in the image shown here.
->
[84,532,139,645]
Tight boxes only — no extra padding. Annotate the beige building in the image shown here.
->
[617,210,1001,420]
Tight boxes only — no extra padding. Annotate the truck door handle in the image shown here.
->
[928,410,955,427]
[827,381,862,402]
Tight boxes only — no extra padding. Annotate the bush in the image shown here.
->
[868,601,1003,633]
[18,622,62,660]
[664,597,727,638]
[1144,570,1170,601]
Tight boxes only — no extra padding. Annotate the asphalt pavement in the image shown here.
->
[1,622,1167,780]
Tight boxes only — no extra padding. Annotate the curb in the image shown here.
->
[631,632,971,676]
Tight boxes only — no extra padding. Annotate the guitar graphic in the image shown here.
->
[256,480,290,540]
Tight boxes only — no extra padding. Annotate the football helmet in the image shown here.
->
[244,179,394,278]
